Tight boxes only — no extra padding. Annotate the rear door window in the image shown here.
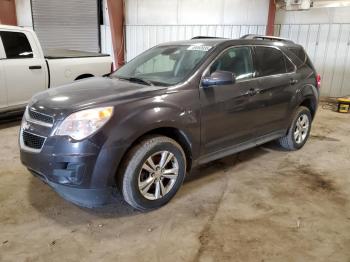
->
[254,46,286,77]
[0,31,33,59]
[210,46,254,81]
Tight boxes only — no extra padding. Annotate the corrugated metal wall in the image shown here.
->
[125,24,267,61]
[31,0,100,52]
[124,0,270,60]
[275,23,350,97]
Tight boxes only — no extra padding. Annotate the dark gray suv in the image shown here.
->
[20,35,320,211]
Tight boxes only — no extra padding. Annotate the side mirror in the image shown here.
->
[202,71,235,88]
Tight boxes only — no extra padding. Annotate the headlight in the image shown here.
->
[55,107,114,140]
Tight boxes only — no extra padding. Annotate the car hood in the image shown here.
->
[29,77,163,117]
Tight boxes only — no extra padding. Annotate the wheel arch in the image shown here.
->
[298,96,317,119]
[115,126,194,187]
[133,127,192,171]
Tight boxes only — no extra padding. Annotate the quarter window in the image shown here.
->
[285,57,295,72]
[210,46,254,81]
[288,46,314,70]
[254,46,286,77]
[0,31,33,59]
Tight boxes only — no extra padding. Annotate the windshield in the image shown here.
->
[111,44,212,86]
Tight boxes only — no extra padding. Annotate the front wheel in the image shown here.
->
[278,106,312,151]
[118,136,186,211]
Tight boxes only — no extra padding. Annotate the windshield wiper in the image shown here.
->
[119,77,154,86]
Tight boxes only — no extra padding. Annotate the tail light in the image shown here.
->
[316,74,321,88]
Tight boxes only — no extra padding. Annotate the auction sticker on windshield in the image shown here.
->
[187,45,212,51]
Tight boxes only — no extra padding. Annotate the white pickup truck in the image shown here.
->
[0,25,113,115]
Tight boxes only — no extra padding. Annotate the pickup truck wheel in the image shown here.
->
[118,136,186,211]
[278,106,312,151]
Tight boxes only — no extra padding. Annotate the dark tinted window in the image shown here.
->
[210,46,254,81]
[288,46,315,70]
[288,47,306,62]
[254,46,286,77]
[0,31,33,59]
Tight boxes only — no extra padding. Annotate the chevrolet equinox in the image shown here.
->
[20,35,320,211]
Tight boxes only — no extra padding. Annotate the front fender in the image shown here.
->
[110,103,199,149]
[91,89,200,186]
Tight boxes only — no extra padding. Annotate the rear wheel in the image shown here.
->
[118,136,186,211]
[278,106,312,151]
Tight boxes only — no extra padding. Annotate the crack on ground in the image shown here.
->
[192,173,229,262]
[310,135,340,142]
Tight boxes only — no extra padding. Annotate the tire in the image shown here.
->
[278,106,312,151]
[118,136,186,211]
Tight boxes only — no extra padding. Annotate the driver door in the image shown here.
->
[200,46,261,155]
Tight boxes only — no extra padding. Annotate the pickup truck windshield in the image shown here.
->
[111,45,212,86]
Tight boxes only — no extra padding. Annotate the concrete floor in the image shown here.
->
[0,105,349,262]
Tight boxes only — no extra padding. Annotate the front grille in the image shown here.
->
[28,109,53,124]
[22,131,45,150]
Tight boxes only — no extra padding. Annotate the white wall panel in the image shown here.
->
[223,0,269,25]
[138,0,178,24]
[100,25,113,55]
[124,0,269,61]
[125,0,269,25]
[178,0,225,24]
[125,24,267,61]
[15,0,33,28]
[276,7,350,24]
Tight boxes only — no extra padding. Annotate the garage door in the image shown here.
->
[31,0,100,52]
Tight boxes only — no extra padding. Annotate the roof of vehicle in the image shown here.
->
[0,24,34,33]
[157,35,298,49]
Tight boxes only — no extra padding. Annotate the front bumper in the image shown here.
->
[29,168,113,208]
[21,143,115,207]
[19,119,125,208]
[19,106,129,207]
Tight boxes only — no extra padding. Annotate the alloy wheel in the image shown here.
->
[294,113,310,144]
[138,151,179,200]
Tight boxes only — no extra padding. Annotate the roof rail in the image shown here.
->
[191,36,226,40]
[240,34,294,44]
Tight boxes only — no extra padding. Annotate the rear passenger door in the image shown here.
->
[0,31,46,109]
[252,46,296,137]
[0,37,6,110]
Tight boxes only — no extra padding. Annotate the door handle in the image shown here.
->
[245,88,259,96]
[290,79,298,85]
[29,65,42,70]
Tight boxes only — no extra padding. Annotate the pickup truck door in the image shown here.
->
[200,46,261,155]
[0,30,46,108]
[0,38,6,110]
